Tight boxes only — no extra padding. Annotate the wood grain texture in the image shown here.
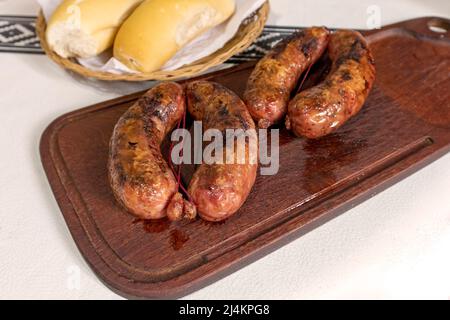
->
[40,17,450,299]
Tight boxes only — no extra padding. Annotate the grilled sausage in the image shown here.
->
[244,27,330,128]
[186,81,258,222]
[286,30,376,139]
[108,82,193,220]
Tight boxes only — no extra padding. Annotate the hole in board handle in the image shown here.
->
[427,18,449,33]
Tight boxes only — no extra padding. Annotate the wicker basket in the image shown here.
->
[36,2,269,82]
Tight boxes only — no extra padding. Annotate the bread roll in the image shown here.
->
[114,0,236,73]
[46,0,143,58]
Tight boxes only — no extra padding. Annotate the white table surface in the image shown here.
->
[1,0,450,300]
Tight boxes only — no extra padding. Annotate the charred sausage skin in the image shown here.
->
[286,30,376,139]
[186,81,258,222]
[244,27,330,129]
[108,82,186,220]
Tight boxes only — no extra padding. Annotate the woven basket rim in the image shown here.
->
[36,1,269,82]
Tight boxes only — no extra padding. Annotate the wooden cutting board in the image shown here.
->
[40,17,450,299]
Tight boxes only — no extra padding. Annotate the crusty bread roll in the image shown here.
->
[46,0,143,58]
[114,0,236,73]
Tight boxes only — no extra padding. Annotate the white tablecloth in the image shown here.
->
[0,0,449,299]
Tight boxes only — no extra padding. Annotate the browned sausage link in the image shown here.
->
[186,81,258,222]
[108,82,188,220]
[244,27,330,129]
[286,30,376,139]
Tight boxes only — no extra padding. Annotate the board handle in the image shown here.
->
[366,17,450,40]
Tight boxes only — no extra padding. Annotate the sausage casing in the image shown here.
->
[286,30,376,139]
[186,81,258,222]
[108,82,185,220]
[244,27,330,128]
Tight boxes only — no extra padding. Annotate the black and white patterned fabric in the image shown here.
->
[0,16,43,54]
[0,15,301,61]
[226,25,300,63]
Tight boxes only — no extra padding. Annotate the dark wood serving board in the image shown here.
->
[40,17,450,299]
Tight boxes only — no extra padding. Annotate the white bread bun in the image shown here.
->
[114,0,236,73]
[46,0,143,58]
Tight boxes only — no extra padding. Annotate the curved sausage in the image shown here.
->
[286,30,376,139]
[244,27,330,128]
[108,82,193,220]
[186,81,258,222]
